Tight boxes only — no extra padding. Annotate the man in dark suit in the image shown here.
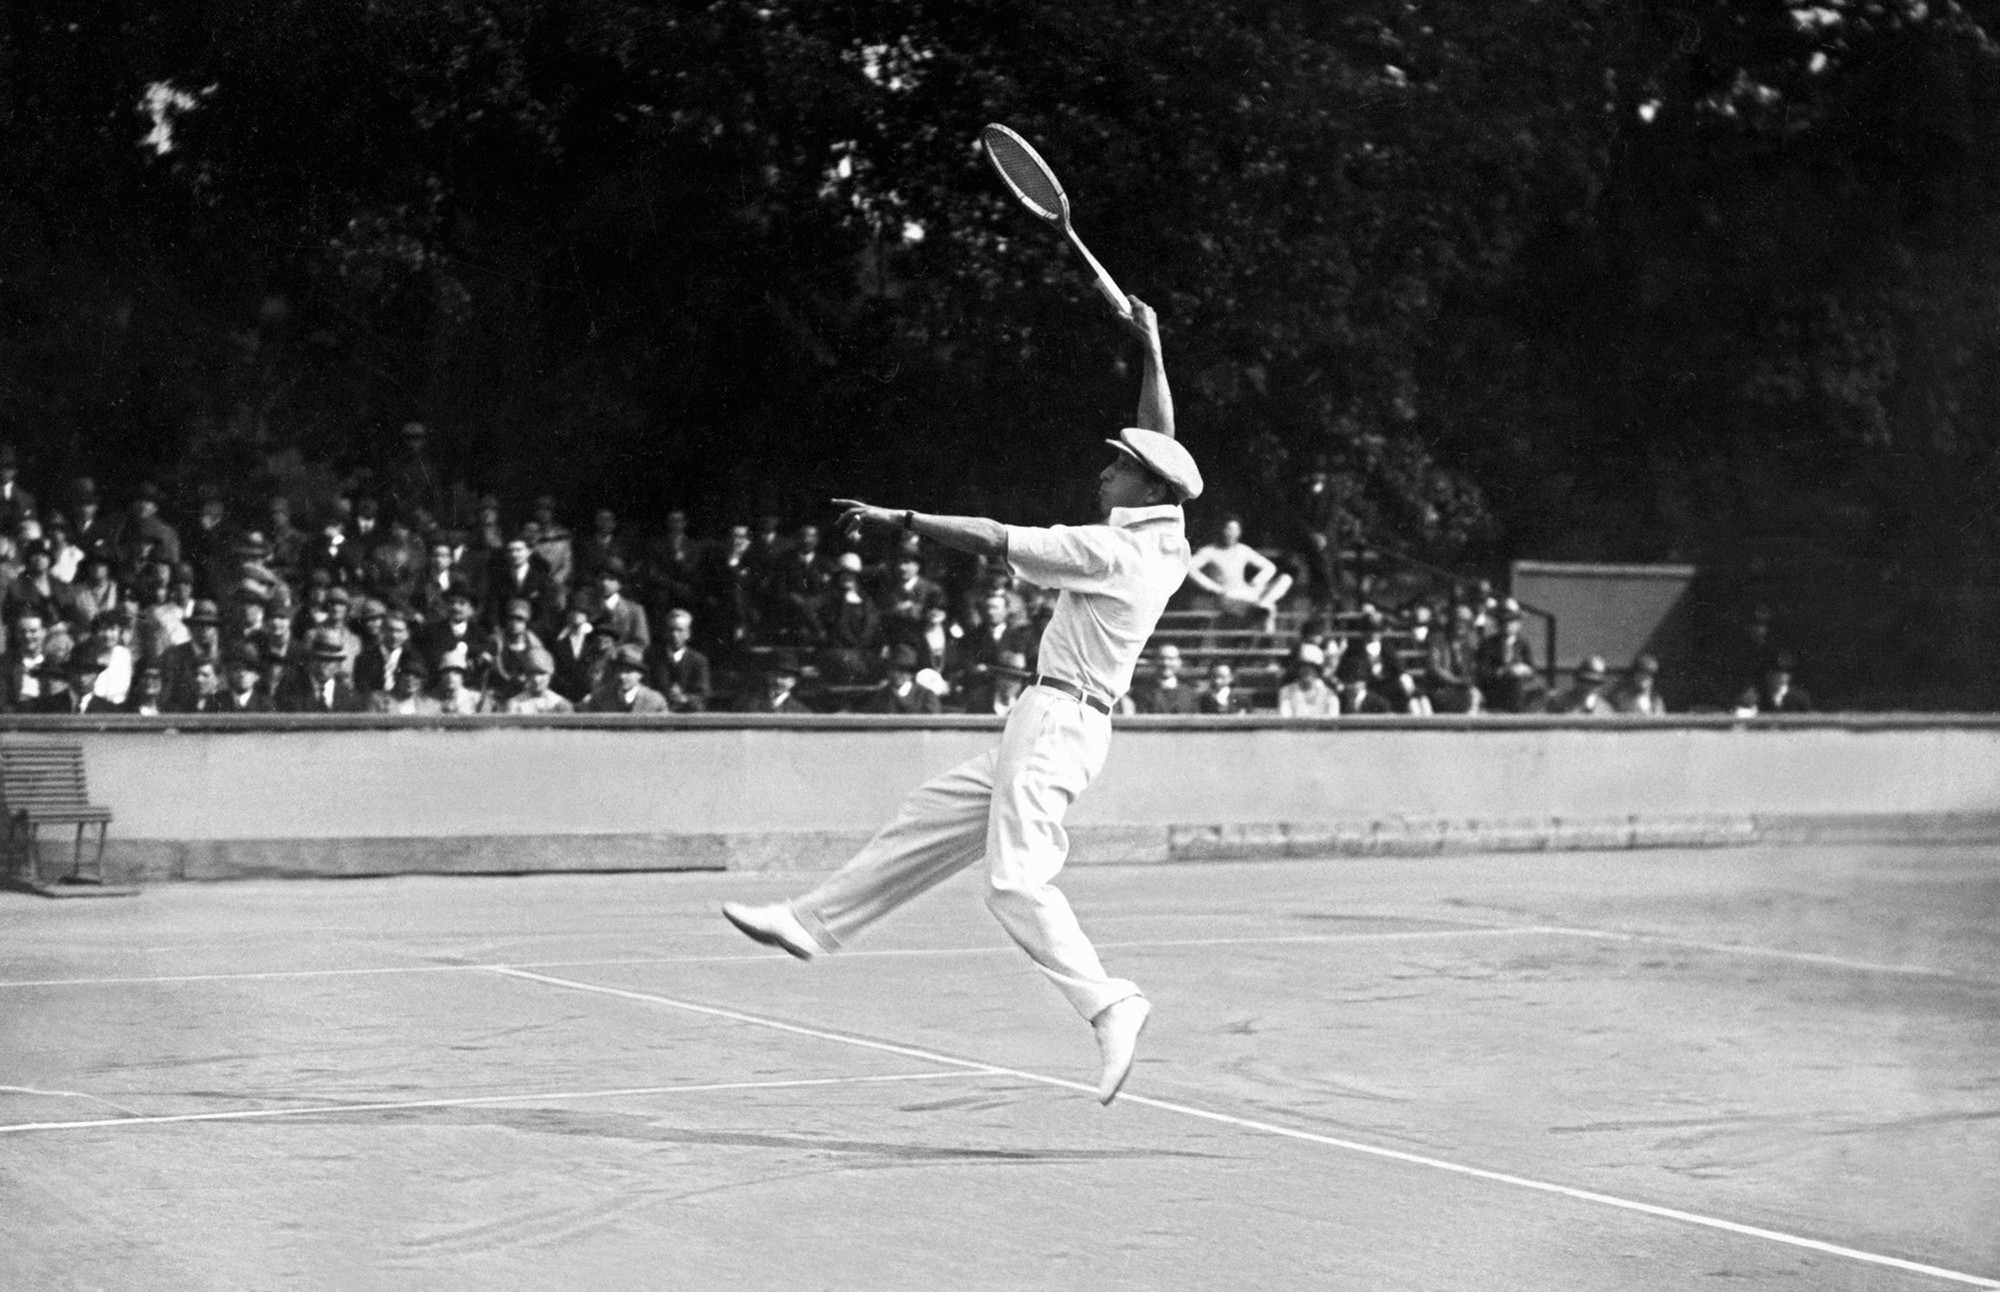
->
[547,605,598,703]
[484,537,563,635]
[653,608,711,712]
[2,611,58,712]
[110,483,182,573]
[876,552,946,653]
[957,589,1035,713]
[35,647,123,715]
[1132,643,1200,715]
[575,561,649,651]
[1757,654,1815,713]
[735,652,812,714]
[861,645,943,715]
[353,611,417,700]
[207,649,274,713]
[283,630,367,713]
[416,584,482,673]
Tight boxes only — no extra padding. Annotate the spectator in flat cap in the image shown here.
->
[1550,655,1615,716]
[577,560,649,651]
[353,610,416,700]
[528,496,574,592]
[0,445,36,535]
[1612,653,1668,715]
[1132,643,1200,715]
[503,647,573,714]
[0,611,55,712]
[371,658,439,714]
[283,630,367,713]
[112,483,181,572]
[653,608,711,713]
[1278,644,1339,717]
[215,649,273,713]
[861,645,942,715]
[483,597,549,701]
[584,644,669,713]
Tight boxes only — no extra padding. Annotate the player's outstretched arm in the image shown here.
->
[833,499,1008,559]
[1122,295,1175,441]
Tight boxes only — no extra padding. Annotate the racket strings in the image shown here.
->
[983,131,1065,222]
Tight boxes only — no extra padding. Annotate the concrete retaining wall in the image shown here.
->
[4,714,1998,883]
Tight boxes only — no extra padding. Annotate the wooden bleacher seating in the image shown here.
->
[1,739,114,887]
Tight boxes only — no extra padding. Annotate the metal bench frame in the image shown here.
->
[1,739,113,885]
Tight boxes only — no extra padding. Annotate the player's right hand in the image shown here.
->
[831,498,898,540]
[1121,295,1159,344]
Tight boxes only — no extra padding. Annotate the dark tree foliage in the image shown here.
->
[3,2,1998,618]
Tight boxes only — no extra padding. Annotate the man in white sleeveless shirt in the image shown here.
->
[723,297,1200,1104]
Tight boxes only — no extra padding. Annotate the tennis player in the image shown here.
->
[723,296,1200,1104]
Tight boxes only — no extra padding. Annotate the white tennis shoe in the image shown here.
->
[720,900,821,960]
[1092,995,1151,1104]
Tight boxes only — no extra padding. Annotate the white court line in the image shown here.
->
[490,965,2000,1290]
[0,1070,977,1136]
[1541,926,1997,985]
[0,926,1555,990]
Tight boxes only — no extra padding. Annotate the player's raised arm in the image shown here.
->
[1122,295,1175,441]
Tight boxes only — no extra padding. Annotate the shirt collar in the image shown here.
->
[1106,503,1184,531]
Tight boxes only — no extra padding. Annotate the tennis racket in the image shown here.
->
[981,123,1132,320]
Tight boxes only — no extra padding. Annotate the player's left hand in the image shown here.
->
[832,498,899,540]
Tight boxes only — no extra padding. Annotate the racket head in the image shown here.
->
[981,123,1069,225]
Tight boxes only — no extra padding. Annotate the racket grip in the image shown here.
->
[1066,227,1132,319]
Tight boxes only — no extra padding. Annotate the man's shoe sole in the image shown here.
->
[721,904,815,960]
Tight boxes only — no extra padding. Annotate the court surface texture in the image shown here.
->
[3,845,1995,1290]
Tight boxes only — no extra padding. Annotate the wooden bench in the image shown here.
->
[1,739,113,887]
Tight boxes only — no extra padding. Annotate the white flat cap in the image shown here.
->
[1105,427,1203,501]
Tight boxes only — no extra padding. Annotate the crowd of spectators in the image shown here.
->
[0,444,1797,718]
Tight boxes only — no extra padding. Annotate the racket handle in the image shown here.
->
[1066,226,1132,319]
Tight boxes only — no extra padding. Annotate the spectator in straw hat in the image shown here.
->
[284,630,366,713]
[503,647,572,714]
[584,643,668,713]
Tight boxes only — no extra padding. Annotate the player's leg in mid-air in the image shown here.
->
[721,749,997,958]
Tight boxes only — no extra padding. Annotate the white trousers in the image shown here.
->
[790,685,1140,1022]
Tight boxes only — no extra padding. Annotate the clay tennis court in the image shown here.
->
[3,845,1994,1290]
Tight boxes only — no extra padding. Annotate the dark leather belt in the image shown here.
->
[1035,675,1113,715]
